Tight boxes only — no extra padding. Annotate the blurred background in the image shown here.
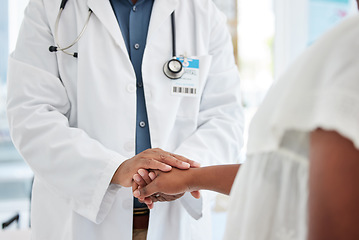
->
[0,0,358,237]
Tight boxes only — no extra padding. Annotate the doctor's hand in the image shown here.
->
[111,148,200,187]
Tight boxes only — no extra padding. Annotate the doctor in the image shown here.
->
[6,0,244,239]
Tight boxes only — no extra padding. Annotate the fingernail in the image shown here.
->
[134,175,141,183]
[149,172,156,180]
[133,190,140,197]
[164,165,172,171]
[193,161,201,167]
[182,162,190,168]
[138,170,145,177]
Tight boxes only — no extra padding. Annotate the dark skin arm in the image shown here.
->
[111,148,200,187]
[309,129,359,240]
[308,0,359,235]
[133,164,240,199]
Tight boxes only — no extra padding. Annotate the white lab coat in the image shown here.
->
[6,0,244,239]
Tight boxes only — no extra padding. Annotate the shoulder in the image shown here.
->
[247,14,359,154]
[278,14,359,91]
[310,14,359,58]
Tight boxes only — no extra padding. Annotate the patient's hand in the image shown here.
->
[132,168,200,208]
[132,169,186,208]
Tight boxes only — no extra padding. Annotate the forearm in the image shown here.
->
[188,164,240,195]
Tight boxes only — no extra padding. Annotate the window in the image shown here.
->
[0,0,32,230]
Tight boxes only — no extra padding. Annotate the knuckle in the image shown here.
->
[143,149,152,156]
[142,158,151,167]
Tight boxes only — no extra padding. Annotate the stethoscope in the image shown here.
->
[162,12,184,79]
[49,0,184,79]
[49,0,92,59]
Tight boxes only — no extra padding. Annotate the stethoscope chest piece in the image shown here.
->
[163,58,184,79]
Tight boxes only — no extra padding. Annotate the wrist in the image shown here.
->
[111,166,120,185]
[111,159,129,185]
[186,167,200,192]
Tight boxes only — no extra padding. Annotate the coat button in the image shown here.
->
[132,6,137,12]
[134,43,140,50]
[126,84,136,93]
[139,121,146,128]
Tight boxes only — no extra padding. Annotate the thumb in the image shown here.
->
[133,181,158,198]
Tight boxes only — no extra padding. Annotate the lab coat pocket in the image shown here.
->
[176,55,213,118]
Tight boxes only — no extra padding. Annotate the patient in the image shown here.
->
[133,4,359,240]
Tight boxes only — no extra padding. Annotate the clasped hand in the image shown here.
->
[111,148,199,188]
[132,167,201,209]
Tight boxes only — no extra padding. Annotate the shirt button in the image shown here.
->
[137,82,143,88]
[134,43,140,50]
[139,121,146,128]
[132,6,137,12]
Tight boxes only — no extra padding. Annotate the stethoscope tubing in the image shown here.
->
[52,1,92,57]
[171,12,177,57]
[54,8,92,53]
[51,0,184,79]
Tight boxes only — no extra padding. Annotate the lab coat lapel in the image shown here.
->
[147,0,179,43]
[87,0,128,55]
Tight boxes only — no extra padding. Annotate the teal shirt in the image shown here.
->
[110,0,154,209]
[109,0,154,155]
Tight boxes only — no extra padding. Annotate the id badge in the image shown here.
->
[171,57,199,97]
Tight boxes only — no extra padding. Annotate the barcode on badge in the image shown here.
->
[172,86,197,95]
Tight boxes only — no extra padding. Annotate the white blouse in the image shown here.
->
[224,14,359,240]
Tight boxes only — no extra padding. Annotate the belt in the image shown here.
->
[133,208,149,230]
